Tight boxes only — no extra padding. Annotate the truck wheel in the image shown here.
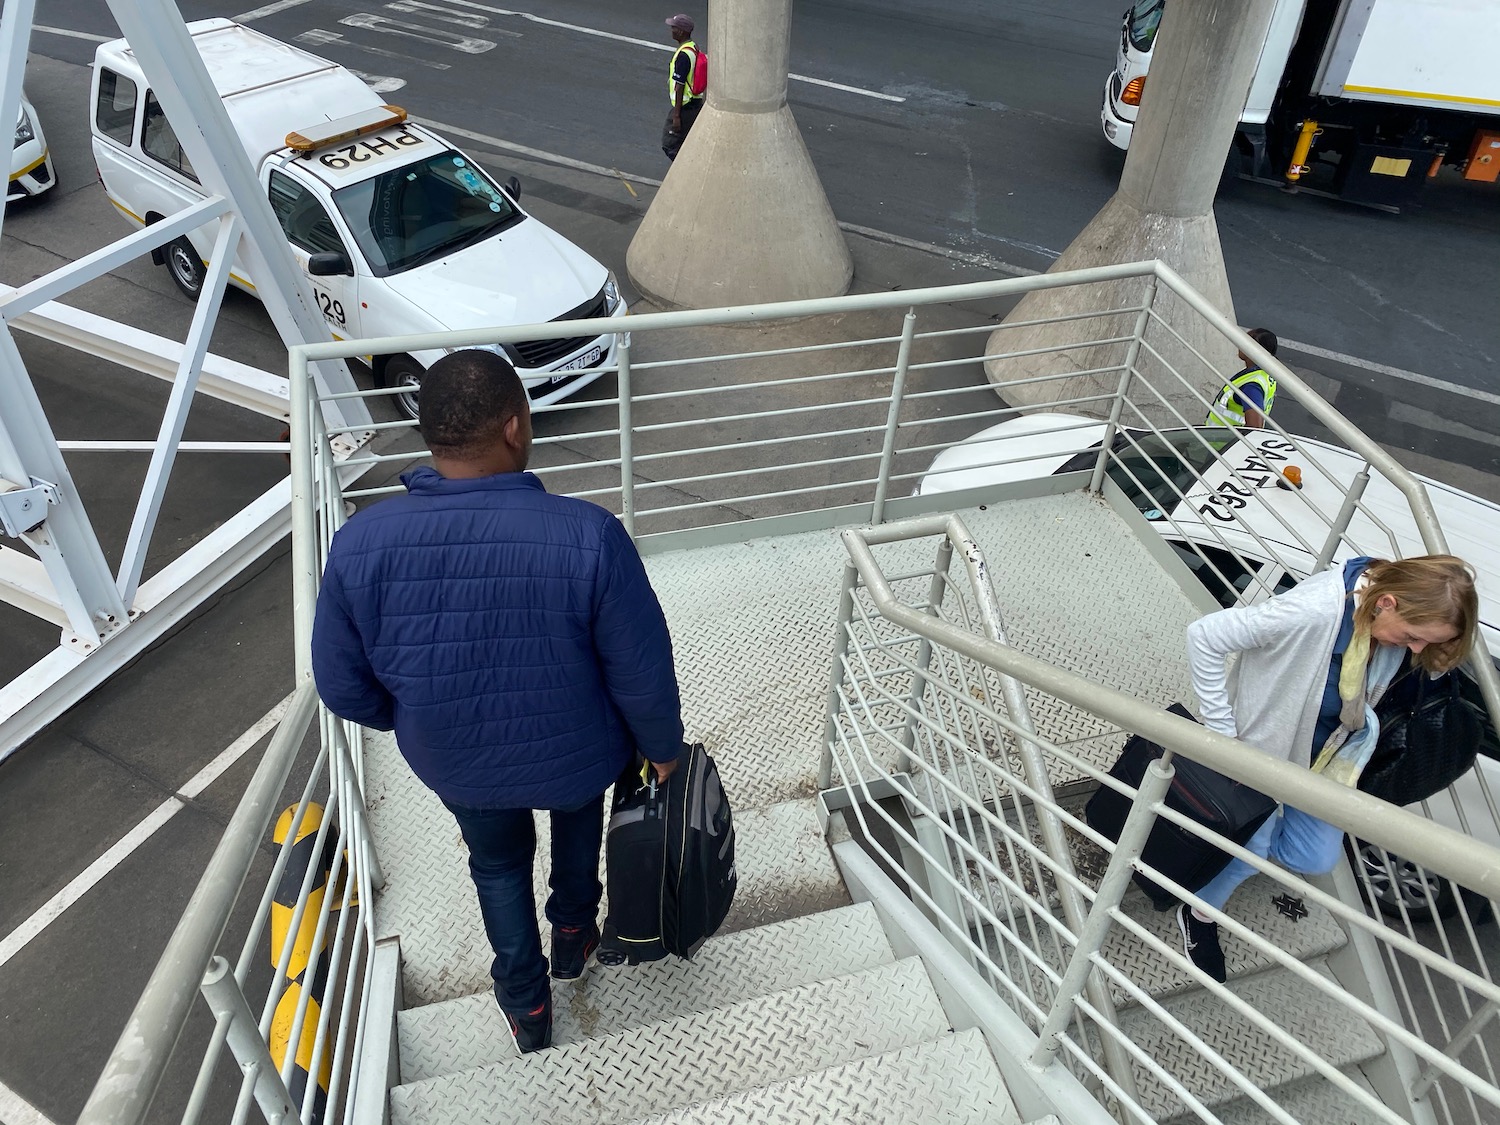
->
[165,237,207,299]
[386,355,425,421]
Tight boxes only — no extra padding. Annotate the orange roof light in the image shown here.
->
[1121,77,1146,106]
[287,105,408,154]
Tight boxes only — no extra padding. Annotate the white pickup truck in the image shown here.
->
[90,18,625,418]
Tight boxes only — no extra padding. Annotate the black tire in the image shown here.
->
[385,355,425,421]
[1355,839,1457,922]
[165,236,207,299]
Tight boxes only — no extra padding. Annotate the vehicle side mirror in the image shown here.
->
[505,176,521,202]
[307,251,352,277]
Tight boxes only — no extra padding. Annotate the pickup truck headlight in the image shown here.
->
[604,272,622,312]
[14,110,34,147]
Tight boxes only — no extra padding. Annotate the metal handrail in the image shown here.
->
[76,683,320,1125]
[839,516,1500,901]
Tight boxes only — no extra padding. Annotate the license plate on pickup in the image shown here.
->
[550,346,602,382]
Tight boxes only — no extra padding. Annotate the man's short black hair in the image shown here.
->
[417,349,528,456]
[1245,327,1278,357]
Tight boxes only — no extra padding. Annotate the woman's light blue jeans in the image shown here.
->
[1195,805,1345,912]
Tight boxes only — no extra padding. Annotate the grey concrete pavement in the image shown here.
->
[2,29,1499,1125]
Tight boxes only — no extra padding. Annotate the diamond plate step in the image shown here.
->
[389,958,949,1125]
[366,726,848,1005]
[397,902,895,1083]
[1178,1069,1381,1125]
[1102,876,1349,1006]
[623,1029,1019,1125]
[1119,960,1384,1120]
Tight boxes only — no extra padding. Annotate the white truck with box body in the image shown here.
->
[90,18,625,417]
[1102,0,1500,209]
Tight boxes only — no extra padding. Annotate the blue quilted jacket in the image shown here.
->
[311,468,684,810]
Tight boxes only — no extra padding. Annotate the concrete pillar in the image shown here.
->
[985,0,1276,422]
[626,0,853,308]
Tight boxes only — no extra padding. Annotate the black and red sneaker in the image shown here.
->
[551,922,601,981]
[503,1000,553,1053]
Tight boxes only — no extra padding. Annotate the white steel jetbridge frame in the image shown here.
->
[0,0,372,757]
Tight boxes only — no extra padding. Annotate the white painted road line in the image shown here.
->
[412,115,665,187]
[0,1080,57,1125]
[234,0,313,22]
[1281,337,1500,407]
[32,24,108,42]
[0,693,293,971]
[297,28,453,69]
[435,1,905,102]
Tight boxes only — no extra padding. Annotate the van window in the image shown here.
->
[268,170,348,257]
[95,69,138,146]
[140,93,198,183]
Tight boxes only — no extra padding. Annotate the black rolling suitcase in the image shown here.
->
[1085,704,1277,911]
[598,741,737,965]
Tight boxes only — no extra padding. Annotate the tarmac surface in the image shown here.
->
[2,25,1500,1125]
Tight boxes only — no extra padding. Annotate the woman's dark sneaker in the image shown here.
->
[1176,903,1227,984]
[551,922,601,981]
[503,1000,553,1053]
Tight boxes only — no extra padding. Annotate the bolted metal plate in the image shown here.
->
[389,958,950,1125]
[365,726,847,1007]
[624,1029,1020,1125]
[1117,959,1384,1120]
[397,902,895,1083]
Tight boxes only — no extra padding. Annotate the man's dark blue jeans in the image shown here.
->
[442,791,607,1014]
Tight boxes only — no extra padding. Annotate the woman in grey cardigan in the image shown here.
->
[1180,554,1478,981]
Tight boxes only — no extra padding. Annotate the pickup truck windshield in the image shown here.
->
[1128,0,1165,52]
[332,150,522,275]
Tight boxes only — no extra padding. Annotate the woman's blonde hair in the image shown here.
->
[1352,554,1479,673]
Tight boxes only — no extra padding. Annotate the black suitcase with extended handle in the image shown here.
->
[598,741,737,965]
[1085,704,1277,911]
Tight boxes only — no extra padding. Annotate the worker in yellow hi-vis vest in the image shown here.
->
[1206,327,1279,429]
[661,13,705,161]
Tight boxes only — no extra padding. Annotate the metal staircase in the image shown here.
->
[77,261,1500,1125]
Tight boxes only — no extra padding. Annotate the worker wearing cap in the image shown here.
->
[662,14,704,161]
[1206,327,1279,430]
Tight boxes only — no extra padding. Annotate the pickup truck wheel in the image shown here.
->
[387,355,425,421]
[165,237,207,299]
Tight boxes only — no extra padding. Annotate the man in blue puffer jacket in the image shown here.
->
[312,349,684,1053]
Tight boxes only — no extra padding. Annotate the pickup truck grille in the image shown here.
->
[514,290,610,368]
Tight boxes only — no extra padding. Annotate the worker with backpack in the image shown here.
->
[662,13,707,161]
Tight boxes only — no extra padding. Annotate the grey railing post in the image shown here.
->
[819,562,861,790]
[616,336,635,539]
[899,536,955,763]
[331,722,384,891]
[870,309,918,525]
[1032,757,1176,1067]
[1415,1000,1499,1100]
[1314,463,1370,570]
[201,957,299,1124]
[1089,278,1159,495]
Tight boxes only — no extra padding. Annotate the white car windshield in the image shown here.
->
[332,150,522,275]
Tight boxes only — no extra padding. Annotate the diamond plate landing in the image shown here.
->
[397,902,894,1083]
[647,492,1201,808]
[389,958,948,1125]
[628,1029,1019,1125]
[1118,960,1383,1120]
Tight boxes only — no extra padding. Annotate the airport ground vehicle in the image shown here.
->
[91,18,625,418]
[9,90,56,202]
[1102,0,1500,209]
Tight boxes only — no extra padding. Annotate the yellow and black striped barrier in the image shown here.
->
[269,802,352,1122]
